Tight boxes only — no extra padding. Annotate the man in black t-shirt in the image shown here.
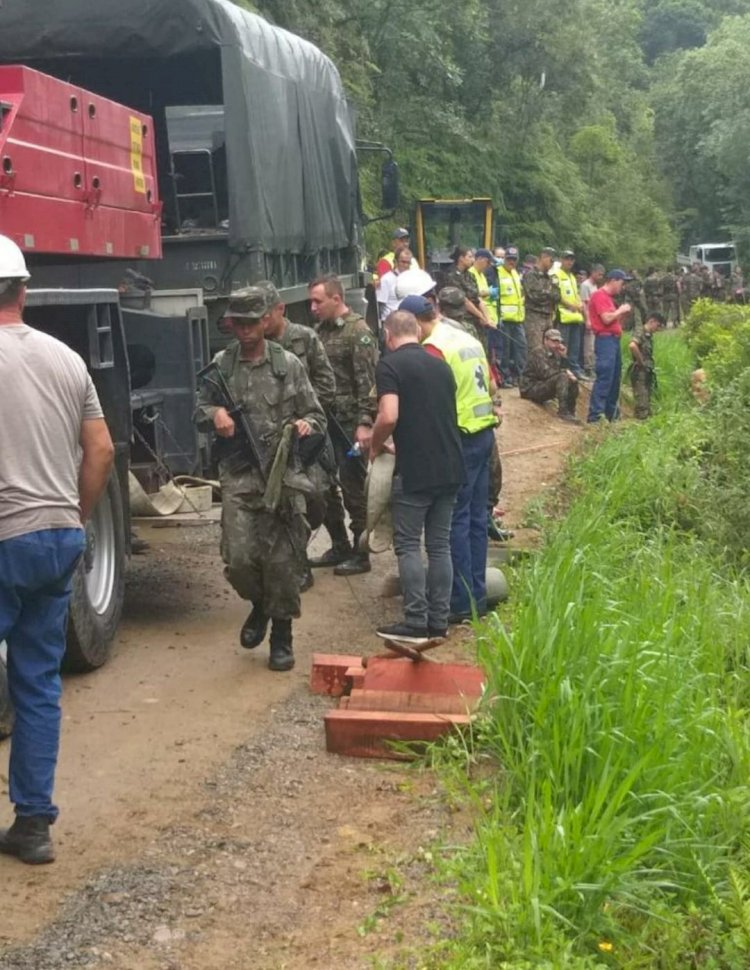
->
[370,309,465,642]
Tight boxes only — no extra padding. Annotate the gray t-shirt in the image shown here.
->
[0,323,103,541]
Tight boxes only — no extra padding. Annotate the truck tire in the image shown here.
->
[0,655,13,741]
[64,477,126,673]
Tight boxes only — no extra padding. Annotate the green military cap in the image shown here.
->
[438,286,466,309]
[256,279,281,304]
[224,286,274,320]
[541,246,557,257]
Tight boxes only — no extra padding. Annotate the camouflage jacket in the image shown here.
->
[661,272,679,301]
[275,318,336,412]
[316,310,378,429]
[682,272,703,301]
[522,268,560,316]
[630,330,654,370]
[443,267,481,308]
[194,341,326,498]
[519,348,568,394]
[644,273,663,301]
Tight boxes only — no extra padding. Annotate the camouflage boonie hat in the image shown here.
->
[438,286,466,309]
[224,286,274,320]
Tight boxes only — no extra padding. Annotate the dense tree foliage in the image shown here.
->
[240,0,749,265]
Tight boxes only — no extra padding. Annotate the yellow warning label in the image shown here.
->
[130,116,146,195]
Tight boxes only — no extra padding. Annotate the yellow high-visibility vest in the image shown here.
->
[553,268,584,323]
[423,322,496,434]
[468,265,498,325]
[498,265,525,322]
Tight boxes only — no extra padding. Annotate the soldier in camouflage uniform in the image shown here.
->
[661,267,680,327]
[643,268,664,317]
[443,246,491,344]
[308,274,378,576]
[258,280,336,591]
[621,271,649,334]
[681,266,704,318]
[522,247,560,353]
[628,311,664,419]
[194,288,326,671]
[519,328,580,423]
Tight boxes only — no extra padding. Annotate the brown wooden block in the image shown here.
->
[361,658,485,698]
[324,709,471,759]
[309,653,363,696]
[347,689,478,715]
[346,666,365,689]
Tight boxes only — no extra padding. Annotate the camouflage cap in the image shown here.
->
[544,328,564,342]
[256,279,281,305]
[438,286,466,309]
[224,286,274,321]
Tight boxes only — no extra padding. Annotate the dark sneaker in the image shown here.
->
[308,545,352,568]
[240,605,269,649]
[447,611,473,625]
[376,622,429,644]
[427,627,448,640]
[299,566,315,592]
[333,555,372,576]
[0,816,55,865]
[558,412,583,425]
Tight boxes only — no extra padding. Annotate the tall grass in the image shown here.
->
[436,333,750,967]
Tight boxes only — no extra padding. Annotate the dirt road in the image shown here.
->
[0,390,583,970]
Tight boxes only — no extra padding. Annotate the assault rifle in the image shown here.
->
[196,360,269,480]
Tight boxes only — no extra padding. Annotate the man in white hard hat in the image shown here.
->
[0,235,114,864]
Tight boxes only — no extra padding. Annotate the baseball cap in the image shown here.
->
[605,269,630,281]
[224,286,273,320]
[561,250,575,259]
[392,227,410,240]
[541,246,557,257]
[505,246,519,259]
[545,329,564,342]
[474,248,494,260]
[398,294,433,315]
[438,286,466,309]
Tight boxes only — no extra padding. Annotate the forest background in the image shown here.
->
[240,0,750,270]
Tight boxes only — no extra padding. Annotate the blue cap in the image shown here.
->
[474,248,494,260]
[398,294,432,315]
[606,269,630,280]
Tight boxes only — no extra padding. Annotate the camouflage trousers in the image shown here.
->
[521,373,579,416]
[630,366,652,420]
[524,310,552,354]
[662,298,680,328]
[321,426,367,540]
[221,484,310,619]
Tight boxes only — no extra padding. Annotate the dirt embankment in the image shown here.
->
[0,389,582,970]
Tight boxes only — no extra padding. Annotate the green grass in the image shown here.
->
[430,332,750,968]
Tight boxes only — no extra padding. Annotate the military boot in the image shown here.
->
[308,521,352,568]
[240,604,269,649]
[0,815,55,865]
[268,618,295,672]
[299,564,315,592]
[333,534,371,576]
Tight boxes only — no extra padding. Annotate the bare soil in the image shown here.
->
[0,389,583,970]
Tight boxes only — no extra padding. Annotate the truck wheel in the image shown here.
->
[0,654,13,741]
[64,477,126,673]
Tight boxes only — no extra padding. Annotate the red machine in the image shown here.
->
[0,65,161,260]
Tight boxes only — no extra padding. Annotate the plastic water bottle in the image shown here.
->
[347,442,362,458]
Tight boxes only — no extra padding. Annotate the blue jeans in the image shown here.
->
[0,528,86,820]
[450,427,494,615]
[486,324,504,376]
[391,477,458,630]
[560,322,583,376]
[501,323,527,381]
[588,335,622,423]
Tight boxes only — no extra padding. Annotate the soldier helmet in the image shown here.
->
[224,286,274,320]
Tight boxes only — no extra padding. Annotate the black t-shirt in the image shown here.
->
[375,342,466,493]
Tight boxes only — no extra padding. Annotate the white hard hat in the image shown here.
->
[395,268,435,300]
[0,234,30,282]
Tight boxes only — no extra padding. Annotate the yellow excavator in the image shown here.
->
[413,197,494,277]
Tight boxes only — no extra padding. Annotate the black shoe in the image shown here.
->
[488,515,515,542]
[558,412,583,425]
[447,611,473,625]
[0,816,55,865]
[299,566,315,592]
[240,605,269,649]
[308,544,352,568]
[268,619,295,671]
[376,622,429,644]
[333,554,372,576]
[428,627,448,640]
